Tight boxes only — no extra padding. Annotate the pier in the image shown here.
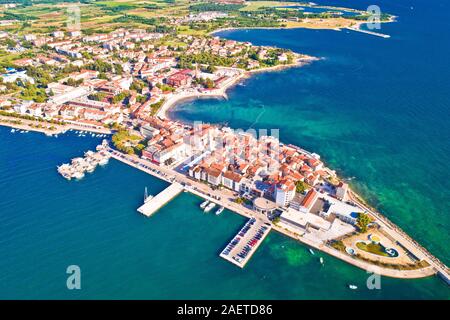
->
[137,182,183,217]
[346,26,390,38]
[220,218,271,268]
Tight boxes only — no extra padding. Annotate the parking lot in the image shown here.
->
[219,218,271,268]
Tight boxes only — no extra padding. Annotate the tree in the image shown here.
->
[356,212,371,233]
[295,180,308,193]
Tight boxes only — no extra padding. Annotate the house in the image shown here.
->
[23,34,36,41]
[335,182,349,201]
[14,100,34,114]
[69,30,82,37]
[13,58,34,67]
[166,69,192,87]
[206,167,222,186]
[293,189,318,213]
[52,31,65,39]
[27,103,43,117]
[274,179,296,207]
[222,170,243,192]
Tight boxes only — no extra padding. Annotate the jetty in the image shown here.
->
[346,26,390,38]
[137,182,183,217]
[220,218,271,268]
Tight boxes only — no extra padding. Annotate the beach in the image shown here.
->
[158,57,317,120]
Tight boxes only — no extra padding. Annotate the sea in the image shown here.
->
[0,0,449,299]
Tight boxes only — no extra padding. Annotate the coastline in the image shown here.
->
[157,56,317,120]
[150,28,449,282]
[0,115,112,136]
[209,16,397,36]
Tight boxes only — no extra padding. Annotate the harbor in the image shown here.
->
[219,218,271,268]
[57,140,110,180]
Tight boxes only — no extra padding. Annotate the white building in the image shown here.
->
[274,180,296,207]
[47,84,89,106]
[1,71,34,84]
[335,182,349,201]
[52,31,65,39]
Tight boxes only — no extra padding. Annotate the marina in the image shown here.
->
[219,217,271,268]
[57,140,110,180]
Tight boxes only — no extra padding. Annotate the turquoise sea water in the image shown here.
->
[0,0,449,299]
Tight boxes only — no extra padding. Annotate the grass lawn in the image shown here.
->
[356,241,389,257]
[240,1,298,12]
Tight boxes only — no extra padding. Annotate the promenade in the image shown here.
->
[0,115,112,135]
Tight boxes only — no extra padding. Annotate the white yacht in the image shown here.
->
[204,202,216,213]
[200,200,209,209]
[215,206,224,215]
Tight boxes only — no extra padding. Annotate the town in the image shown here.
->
[0,1,448,286]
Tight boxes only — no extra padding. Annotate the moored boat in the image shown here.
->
[204,202,216,212]
[200,200,209,209]
[215,206,224,215]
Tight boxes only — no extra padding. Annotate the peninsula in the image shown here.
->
[1,0,448,286]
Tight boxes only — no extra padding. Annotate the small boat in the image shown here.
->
[215,206,224,215]
[144,187,153,203]
[10,129,15,133]
[348,284,357,290]
[319,257,324,265]
[309,249,315,255]
[200,200,209,209]
[204,202,216,212]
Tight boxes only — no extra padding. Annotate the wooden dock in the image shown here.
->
[137,182,183,217]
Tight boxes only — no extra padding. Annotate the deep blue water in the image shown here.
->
[0,0,449,299]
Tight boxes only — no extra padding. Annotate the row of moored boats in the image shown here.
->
[57,143,110,180]
[200,200,224,215]
[72,130,108,138]
[10,129,29,134]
